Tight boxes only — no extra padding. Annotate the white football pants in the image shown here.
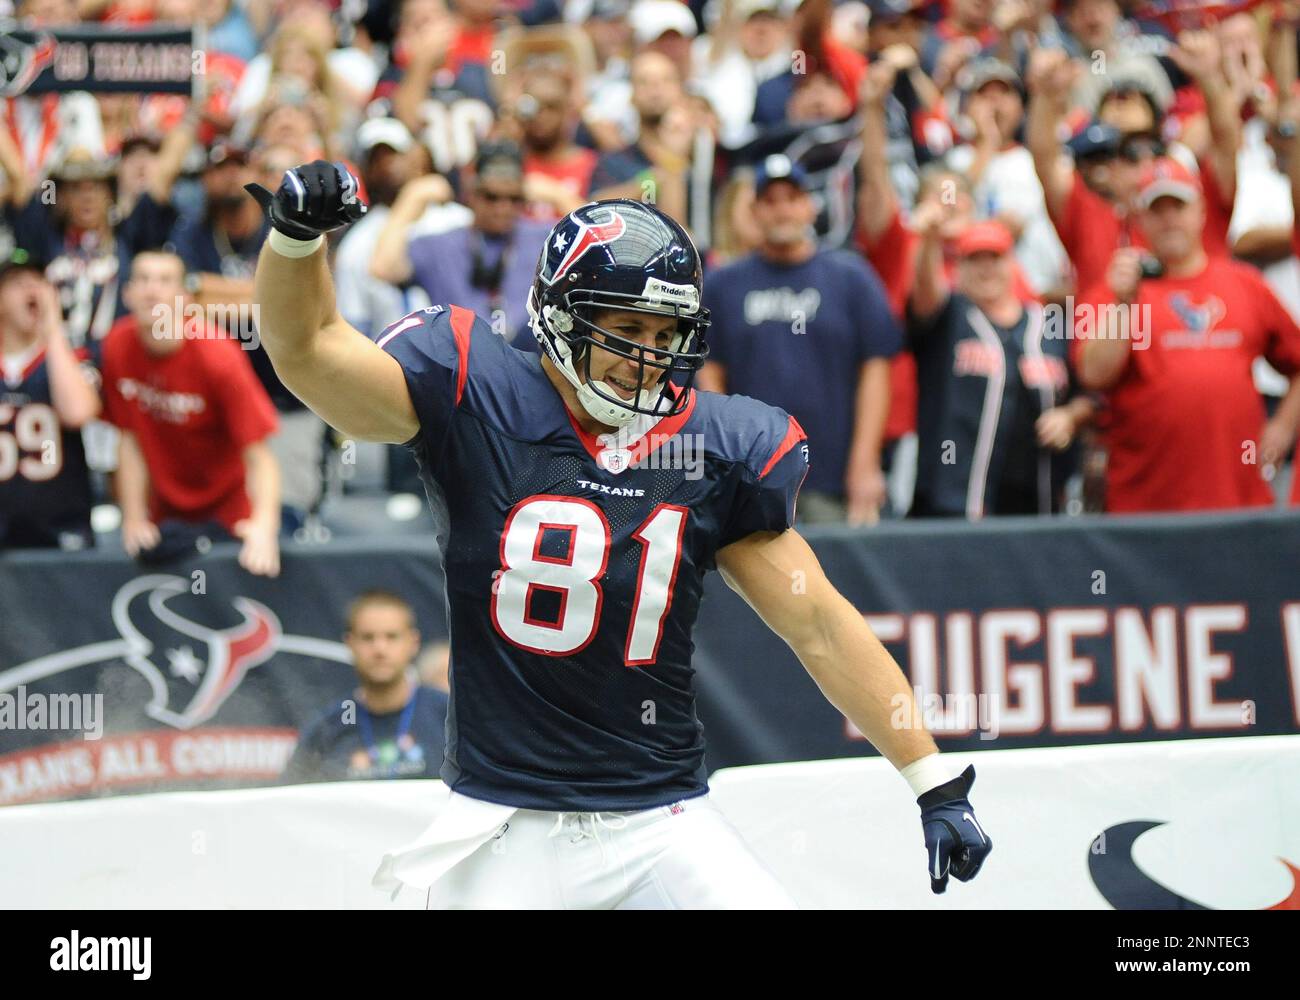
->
[373,788,796,909]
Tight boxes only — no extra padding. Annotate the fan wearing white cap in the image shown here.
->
[335,119,471,341]
[693,0,794,149]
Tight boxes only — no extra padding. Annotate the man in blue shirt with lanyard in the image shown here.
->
[402,141,551,345]
[284,591,449,783]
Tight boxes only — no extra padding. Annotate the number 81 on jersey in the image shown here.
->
[489,495,688,665]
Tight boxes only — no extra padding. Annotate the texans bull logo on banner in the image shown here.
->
[1090,821,1300,910]
[0,575,353,805]
[0,30,56,98]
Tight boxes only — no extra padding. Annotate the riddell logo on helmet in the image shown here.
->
[642,278,699,313]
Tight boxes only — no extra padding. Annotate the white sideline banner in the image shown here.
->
[1,736,1296,909]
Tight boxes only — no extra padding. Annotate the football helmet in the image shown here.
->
[527,199,710,428]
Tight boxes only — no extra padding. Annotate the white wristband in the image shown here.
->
[268,229,324,258]
[899,753,958,798]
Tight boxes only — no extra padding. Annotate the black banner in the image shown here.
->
[0,25,195,97]
[1,510,1297,805]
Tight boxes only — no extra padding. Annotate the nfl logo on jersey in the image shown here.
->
[599,448,631,473]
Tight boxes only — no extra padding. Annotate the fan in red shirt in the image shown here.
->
[101,251,283,575]
[1026,39,1239,296]
[1074,158,1300,513]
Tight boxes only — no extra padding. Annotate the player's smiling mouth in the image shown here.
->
[606,375,639,398]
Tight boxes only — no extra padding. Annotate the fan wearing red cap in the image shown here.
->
[1075,156,1300,513]
[1026,38,1239,297]
[907,210,1095,518]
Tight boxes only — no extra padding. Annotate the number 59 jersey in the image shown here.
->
[380,305,809,810]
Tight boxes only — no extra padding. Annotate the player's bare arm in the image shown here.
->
[247,162,418,444]
[718,526,991,892]
[716,528,937,770]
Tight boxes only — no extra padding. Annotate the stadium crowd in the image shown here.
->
[4,0,1300,569]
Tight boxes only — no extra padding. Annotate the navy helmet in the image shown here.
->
[527,199,710,427]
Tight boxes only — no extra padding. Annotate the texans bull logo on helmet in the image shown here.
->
[547,207,628,285]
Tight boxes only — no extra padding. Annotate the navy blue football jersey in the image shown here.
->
[0,346,95,549]
[378,304,809,810]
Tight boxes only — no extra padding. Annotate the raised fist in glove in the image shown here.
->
[245,160,366,241]
[918,764,992,894]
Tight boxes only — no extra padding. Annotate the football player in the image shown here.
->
[247,162,992,908]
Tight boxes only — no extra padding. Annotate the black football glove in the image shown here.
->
[244,160,366,241]
[918,764,992,894]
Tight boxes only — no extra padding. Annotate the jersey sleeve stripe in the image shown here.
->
[449,304,474,406]
[375,314,423,350]
[758,415,807,480]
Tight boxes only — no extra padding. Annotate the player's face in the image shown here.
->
[347,605,421,687]
[586,308,680,400]
[1140,195,1203,262]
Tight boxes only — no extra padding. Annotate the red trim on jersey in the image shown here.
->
[449,304,474,406]
[564,385,697,466]
[759,415,808,480]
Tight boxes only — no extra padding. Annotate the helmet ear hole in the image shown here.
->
[544,305,575,334]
